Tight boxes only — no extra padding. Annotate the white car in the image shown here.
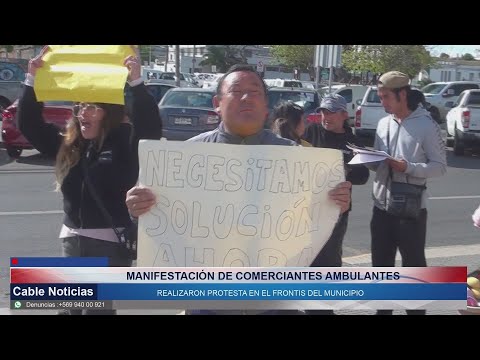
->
[202,74,224,89]
[354,86,388,141]
[421,81,480,121]
[445,89,480,155]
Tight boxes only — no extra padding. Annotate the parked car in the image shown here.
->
[202,73,224,89]
[158,88,219,140]
[1,100,73,158]
[355,86,444,143]
[266,87,321,127]
[445,89,480,155]
[354,86,388,140]
[421,81,480,121]
[264,79,303,88]
[156,72,199,87]
[124,82,177,115]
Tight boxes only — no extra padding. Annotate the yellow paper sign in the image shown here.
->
[35,45,136,105]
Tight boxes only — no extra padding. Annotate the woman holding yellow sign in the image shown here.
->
[17,45,162,315]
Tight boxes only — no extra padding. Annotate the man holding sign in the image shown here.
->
[126,64,352,315]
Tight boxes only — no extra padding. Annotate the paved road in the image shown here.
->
[1,145,479,315]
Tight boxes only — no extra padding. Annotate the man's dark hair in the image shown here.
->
[393,86,435,115]
[392,85,411,103]
[216,64,268,98]
[407,89,427,111]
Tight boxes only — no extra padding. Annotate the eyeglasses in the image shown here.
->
[73,103,103,118]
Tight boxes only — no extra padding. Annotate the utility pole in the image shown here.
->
[164,45,169,72]
[175,45,180,87]
[149,45,152,66]
[192,44,196,74]
[328,45,334,93]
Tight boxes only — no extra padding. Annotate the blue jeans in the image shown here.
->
[58,235,132,315]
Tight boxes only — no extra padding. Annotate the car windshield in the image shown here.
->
[467,93,480,106]
[161,91,214,108]
[365,89,381,103]
[421,83,446,94]
[268,91,319,113]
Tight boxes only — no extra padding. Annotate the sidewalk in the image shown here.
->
[0,308,185,315]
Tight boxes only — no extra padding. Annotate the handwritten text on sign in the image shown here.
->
[137,139,345,267]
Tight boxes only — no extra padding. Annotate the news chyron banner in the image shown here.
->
[10,258,467,311]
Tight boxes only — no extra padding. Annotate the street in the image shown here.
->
[1,145,479,315]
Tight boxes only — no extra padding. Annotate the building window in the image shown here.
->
[456,72,461,81]
[470,73,474,81]
[448,71,452,81]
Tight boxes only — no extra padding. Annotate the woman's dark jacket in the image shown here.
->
[18,84,162,229]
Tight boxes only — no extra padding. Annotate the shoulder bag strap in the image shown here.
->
[81,153,123,242]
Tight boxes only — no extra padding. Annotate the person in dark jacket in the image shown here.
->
[17,46,162,315]
[303,94,369,315]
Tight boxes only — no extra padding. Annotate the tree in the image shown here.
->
[199,45,248,73]
[0,45,14,52]
[137,45,152,64]
[270,45,315,71]
[439,53,450,59]
[342,45,435,79]
[461,53,475,61]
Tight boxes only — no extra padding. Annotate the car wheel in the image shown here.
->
[6,146,22,158]
[446,128,454,147]
[453,127,465,156]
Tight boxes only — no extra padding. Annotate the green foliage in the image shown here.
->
[461,53,475,61]
[0,45,14,52]
[343,45,435,78]
[270,45,315,71]
[199,46,248,73]
[137,45,152,63]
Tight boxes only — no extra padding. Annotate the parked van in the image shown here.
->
[318,84,369,125]
[421,81,480,121]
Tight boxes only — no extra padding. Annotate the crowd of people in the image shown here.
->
[19,47,477,316]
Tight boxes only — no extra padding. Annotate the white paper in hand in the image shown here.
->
[346,143,393,165]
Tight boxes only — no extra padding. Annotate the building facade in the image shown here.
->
[429,59,480,82]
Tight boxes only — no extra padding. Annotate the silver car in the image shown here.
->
[159,88,219,140]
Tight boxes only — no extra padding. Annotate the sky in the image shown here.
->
[428,45,480,57]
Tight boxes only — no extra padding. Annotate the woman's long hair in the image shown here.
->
[271,117,301,144]
[55,103,125,190]
[270,101,304,144]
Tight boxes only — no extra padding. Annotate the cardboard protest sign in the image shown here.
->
[35,45,136,105]
[137,139,345,267]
